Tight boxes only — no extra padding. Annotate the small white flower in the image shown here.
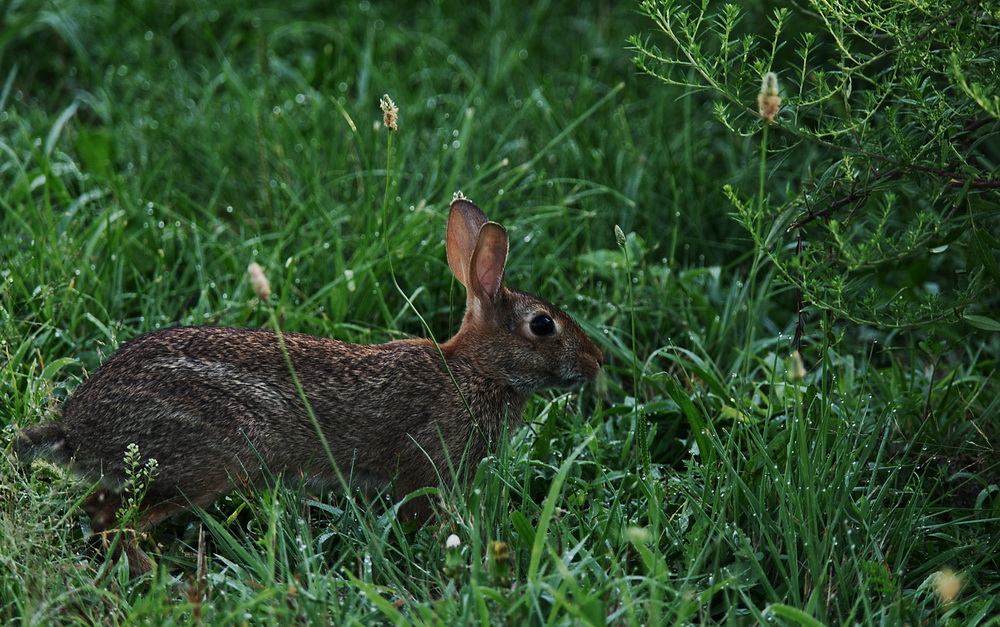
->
[446,534,461,549]
[787,350,807,381]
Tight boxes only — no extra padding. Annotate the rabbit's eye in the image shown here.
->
[529,314,556,337]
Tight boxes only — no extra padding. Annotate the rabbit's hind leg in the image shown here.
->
[82,488,196,576]
[82,488,123,532]
[81,488,155,575]
[82,472,240,575]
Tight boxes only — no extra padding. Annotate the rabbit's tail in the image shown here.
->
[13,421,71,465]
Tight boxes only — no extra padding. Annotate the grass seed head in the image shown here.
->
[758,71,782,122]
[247,262,271,302]
[380,94,398,131]
[934,568,963,604]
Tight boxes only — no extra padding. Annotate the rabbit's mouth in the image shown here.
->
[506,372,590,394]
[568,356,603,386]
[563,372,599,388]
[549,370,599,390]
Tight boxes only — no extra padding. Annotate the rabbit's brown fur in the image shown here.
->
[14,199,603,575]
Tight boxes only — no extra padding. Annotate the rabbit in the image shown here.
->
[14,198,603,575]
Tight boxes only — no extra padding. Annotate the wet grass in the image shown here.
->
[1,0,998,623]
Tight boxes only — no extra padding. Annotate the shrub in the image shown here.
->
[631,0,1000,334]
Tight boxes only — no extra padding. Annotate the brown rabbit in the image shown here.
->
[14,198,603,574]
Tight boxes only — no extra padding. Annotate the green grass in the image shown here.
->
[2,0,998,624]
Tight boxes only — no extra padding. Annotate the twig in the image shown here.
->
[788,169,899,231]
[792,230,806,352]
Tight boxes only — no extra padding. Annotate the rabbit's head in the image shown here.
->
[444,198,603,394]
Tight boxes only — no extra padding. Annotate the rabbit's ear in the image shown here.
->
[469,222,508,304]
[447,199,490,287]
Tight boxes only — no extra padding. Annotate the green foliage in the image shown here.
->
[632,0,1000,330]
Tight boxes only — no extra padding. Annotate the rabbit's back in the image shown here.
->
[61,326,516,501]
